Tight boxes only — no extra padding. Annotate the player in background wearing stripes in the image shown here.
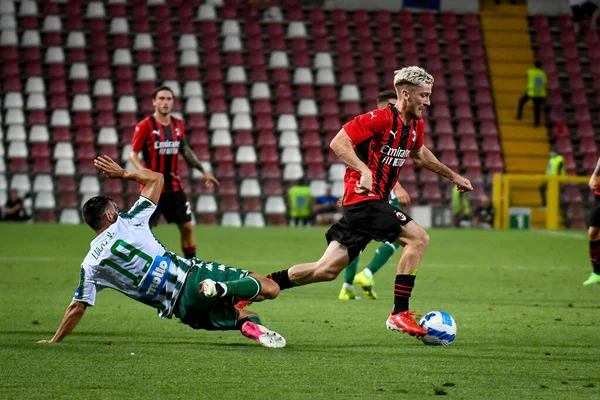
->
[267,67,472,337]
[39,156,285,348]
[585,155,600,285]
[339,90,411,300]
[130,86,219,260]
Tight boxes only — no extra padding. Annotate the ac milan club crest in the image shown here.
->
[395,211,407,221]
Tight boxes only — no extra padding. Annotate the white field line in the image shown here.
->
[532,230,587,239]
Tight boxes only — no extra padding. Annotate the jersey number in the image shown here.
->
[99,239,152,285]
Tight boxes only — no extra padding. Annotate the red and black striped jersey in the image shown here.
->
[341,105,424,206]
[131,116,188,193]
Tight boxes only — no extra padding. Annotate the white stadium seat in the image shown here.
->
[93,80,113,96]
[223,36,242,52]
[269,52,289,69]
[185,97,206,114]
[179,34,198,50]
[55,159,76,176]
[314,53,333,69]
[297,99,318,116]
[5,110,25,125]
[86,2,106,18]
[195,195,217,213]
[191,161,212,180]
[69,63,89,80]
[264,6,283,21]
[72,94,92,111]
[265,196,287,214]
[197,4,217,21]
[79,176,100,194]
[59,209,81,224]
[8,141,28,158]
[20,1,39,17]
[227,66,247,83]
[283,164,304,181]
[240,179,261,197]
[121,144,132,162]
[113,49,132,65]
[328,163,347,181]
[4,92,23,109]
[23,31,42,47]
[221,20,240,36]
[53,142,74,159]
[109,17,129,34]
[0,175,6,191]
[250,83,270,99]
[309,180,328,197]
[42,15,62,32]
[29,126,49,143]
[340,85,361,102]
[230,98,251,114]
[244,212,265,228]
[210,130,232,147]
[25,77,45,94]
[7,125,26,141]
[221,212,242,227]
[50,110,71,127]
[331,181,345,198]
[183,82,203,98]
[232,114,253,130]
[0,16,16,30]
[287,21,307,38]
[137,65,157,81]
[1,30,18,46]
[33,175,54,192]
[117,96,137,113]
[279,131,300,147]
[0,1,15,14]
[209,113,230,130]
[133,33,153,50]
[162,81,181,97]
[235,146,257,163]
[206,0,224,6]
[293,68,314,85]
[98,127,118,145]
[26,94,46,110]
[35,192,56,209]
[180,50,200,66]
[66,32,86,48]
[281,147,302,164]
[276,114,297,131]
[10,174,31,192]
[316,69,336,85]
[45,46,65,63]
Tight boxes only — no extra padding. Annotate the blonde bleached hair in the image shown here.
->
[393,66,434,89]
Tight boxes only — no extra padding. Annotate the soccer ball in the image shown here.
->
[419,311,456,346]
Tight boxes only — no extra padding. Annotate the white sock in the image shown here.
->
[343,282,354,290]
[364,269,373,279]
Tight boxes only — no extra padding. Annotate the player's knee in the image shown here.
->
[410,228,430,253]
[589,226,600,241]
[261,279,280,299]
[180,222,193,236]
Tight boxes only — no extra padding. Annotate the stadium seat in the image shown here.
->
[8,141,28,158]
[195,195,218,214]
[240,179,261,197]
[58,209,81,224]
[221,212,242,227]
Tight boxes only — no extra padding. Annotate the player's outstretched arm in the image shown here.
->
[39,301,86,343]
[331,129,372,194]
[410,146,473,193]
[180,143,220,187]
[589,156,600,190]
[94,155,164,204]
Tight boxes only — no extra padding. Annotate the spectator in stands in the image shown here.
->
[288,179,312,227]
[516,61,547,127]
[452,186,472,228]
[313,184,341,226]
[3,190,30,222]
[570,0,599,34]
[540,146,566,208]
[473,195,495,229]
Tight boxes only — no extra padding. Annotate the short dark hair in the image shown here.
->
[534,60,542,69]
[377,89,397,104]
[82,196,115,230]
[152,85,174,99]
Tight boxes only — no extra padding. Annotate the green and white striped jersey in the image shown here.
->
[74,195,190,319]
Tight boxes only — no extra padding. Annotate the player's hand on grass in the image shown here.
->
[38,339,55,344]
[589,174,598,190]
[453,175,473,193]
[202,171,220,187]
[355,173,372,195]
[94,155,125,179]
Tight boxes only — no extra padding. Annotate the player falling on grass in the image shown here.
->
[130,86,219,260]
[339,90,412,300]
[39,156,285,348]
[585,155,600,285]
[267,67,472,337]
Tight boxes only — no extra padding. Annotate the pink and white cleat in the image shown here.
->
[241,321,286,348]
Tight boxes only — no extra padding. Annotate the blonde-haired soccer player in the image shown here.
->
[266,67,472,337]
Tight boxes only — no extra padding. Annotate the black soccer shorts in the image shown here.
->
[149,190,193,227]
[325,199,413,262]
[590,194,600,228]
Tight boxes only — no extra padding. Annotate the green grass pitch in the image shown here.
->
[1,224,599,399]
